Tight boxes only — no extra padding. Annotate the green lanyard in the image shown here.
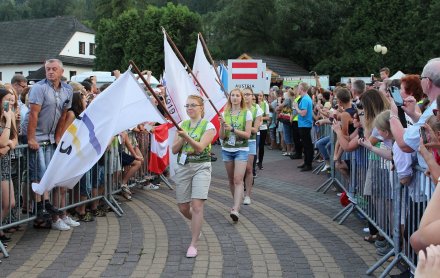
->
[183,119,202,149]
[229,110,241,128]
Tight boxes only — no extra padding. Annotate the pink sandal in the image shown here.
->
[186,246,197,258]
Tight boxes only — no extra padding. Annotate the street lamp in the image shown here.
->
[374,44,388,54]
[374,44,387,65]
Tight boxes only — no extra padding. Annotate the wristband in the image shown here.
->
[390,114,399,120]
[4,126,10,129]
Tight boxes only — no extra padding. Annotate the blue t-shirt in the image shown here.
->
[298,94,313,128]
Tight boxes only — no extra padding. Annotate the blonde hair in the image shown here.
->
[187,94,205,117]
[374,110,391,133]
[225,88,245,111]
[426,115,440,133]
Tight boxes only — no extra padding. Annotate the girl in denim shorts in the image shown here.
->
[219,89,252,223]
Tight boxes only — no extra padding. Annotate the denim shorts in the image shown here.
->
[222,149,249,162]
[29,143,56,182]
[248,140,257,155]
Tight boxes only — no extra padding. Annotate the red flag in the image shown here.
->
[210,105,225,143]
[231,61,258,79]
[149,123,172,174]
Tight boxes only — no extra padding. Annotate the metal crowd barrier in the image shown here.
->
[317,136,435,277]
[312,124,332,174]
[1,128,173,259]
[316,131,349,194]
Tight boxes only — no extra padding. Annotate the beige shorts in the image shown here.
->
[174,162,211,203]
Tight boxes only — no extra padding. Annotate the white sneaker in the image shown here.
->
[52,218,71,231]
[62,216,80,227]
[143,183,160,190]
[321,164,331,172]
[363,227,370,233]
[243,196,251,205]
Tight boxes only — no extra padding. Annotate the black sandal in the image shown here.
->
[77,212,94,222]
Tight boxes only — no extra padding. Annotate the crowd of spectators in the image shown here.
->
[2,57,440,276]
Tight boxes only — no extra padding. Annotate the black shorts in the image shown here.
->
[121,152,135,167]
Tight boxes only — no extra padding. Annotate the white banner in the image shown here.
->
[193,35,227,121]
[163,33,198,123]
[32,71,165,194]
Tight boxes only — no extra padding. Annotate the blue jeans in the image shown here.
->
[315,136,331,160]
[29,143,56,182]
[282,123,293,144]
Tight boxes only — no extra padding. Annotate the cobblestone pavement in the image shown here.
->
[1,145,399,277]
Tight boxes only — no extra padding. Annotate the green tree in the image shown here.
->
[207,0,276,59]
[94,3,201,75]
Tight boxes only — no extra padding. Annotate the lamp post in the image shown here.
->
[374,44,387,66]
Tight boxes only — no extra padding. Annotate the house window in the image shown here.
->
[89,43,96,55]
[70,71,77,79]
[28,70,36,77]
[0,72,2,81]
[79,41,85,54]
[15,71,23,75]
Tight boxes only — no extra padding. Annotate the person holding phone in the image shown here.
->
[172,95,216,258]
[0,88,18,242]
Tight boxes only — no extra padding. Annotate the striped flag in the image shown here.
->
[231,61,259,80]
[149,123,172,174]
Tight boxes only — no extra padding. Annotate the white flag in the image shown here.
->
[163,33,198,123]
[32,71,166,194]
[193,35,227,121]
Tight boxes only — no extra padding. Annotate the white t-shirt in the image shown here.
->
[221,110,253,152]
[259,101,270,131]
[252,105,264,139]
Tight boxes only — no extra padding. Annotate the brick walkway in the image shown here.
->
[1,145,397,277]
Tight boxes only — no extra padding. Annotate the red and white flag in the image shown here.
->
[149,123,172,174]
[231,61,259,80]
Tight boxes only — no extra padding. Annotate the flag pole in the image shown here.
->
[162,27,221,116]
[198,32,229,99]
[129,60,181,131]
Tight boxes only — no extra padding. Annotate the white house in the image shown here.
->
[0,16,95,83]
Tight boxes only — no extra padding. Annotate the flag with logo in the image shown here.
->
[163,33,198,124]
[32,71,166,195]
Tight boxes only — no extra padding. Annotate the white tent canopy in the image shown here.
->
[389,70,405,80]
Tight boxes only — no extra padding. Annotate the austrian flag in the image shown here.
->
[149,123,173,174]
[231,61,258,80]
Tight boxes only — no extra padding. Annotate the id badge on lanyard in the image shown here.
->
[178,152,188,165]
[227,133,236,146]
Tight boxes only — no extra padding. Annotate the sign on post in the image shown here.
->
[228,59,267,94]
[283,75,330,90]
